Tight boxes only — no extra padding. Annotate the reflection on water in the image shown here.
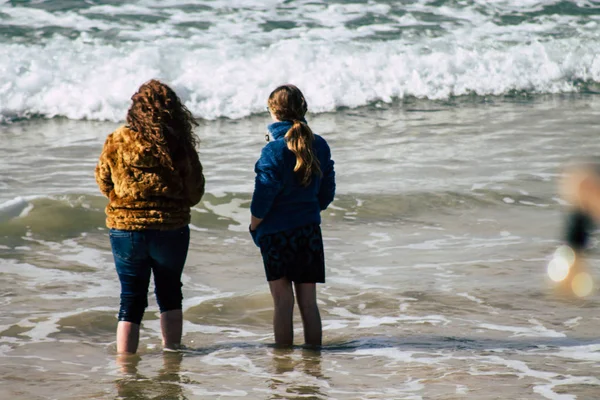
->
[115,352,187,400]
[115,353,141,376]
[269,348,328,399]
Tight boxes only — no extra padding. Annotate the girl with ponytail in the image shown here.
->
[250,85,336,347]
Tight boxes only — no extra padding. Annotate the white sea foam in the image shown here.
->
[0,197,30,222]
[3,36,598,123]
[474,355,600,400]
[1,259,93,289]
[327,276,394,290]
[201,352,264,375]
[169,320,260,338]
[346,348,447,366]
[187,387,249,398]
[479,320,566,338]
[563,317,582,328]
[456,292,485,304]
[0,344,11,357]
[322,320,350,331]
[1,1,599,122]
[328,307,451,328]
[544,344,600,362]
[55,238,110,269]
[10,307,113,342]
[202,198,249,232]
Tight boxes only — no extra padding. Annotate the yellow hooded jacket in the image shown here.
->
[95,126,205,230]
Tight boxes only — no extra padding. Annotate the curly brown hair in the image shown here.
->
[126,79,199,170]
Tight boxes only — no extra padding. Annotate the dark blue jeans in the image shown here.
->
[109,226,190,325]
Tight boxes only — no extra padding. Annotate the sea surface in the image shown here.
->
[1,1,600,399]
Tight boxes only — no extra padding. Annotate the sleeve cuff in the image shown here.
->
[249,225,259,246]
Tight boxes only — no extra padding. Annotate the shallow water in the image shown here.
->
[2,0,600,398]
[1,95,600,399]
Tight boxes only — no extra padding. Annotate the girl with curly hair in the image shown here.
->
[95,79,205,354]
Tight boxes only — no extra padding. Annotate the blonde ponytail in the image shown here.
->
[267,84,321,185]
[285,120,322,186]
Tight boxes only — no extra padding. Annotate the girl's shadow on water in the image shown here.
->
[178,334,598,356]
[323,335,599,352]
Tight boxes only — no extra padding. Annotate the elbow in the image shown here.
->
[188,195,202,207]
[187,175,205,206]
[319,198,333,211]
[320,193,335,211]
[251,187,277,219]
[250,208,266,220]
[188,188,205,207]
[250,201,269,220]
[98,182,113,198]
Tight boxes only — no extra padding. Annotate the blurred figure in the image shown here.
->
[561,162,600,226]
[550,162,598,297]
[95,79,205,354]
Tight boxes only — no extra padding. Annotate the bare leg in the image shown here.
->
[160,309,183,350]
[116,321,140,354]
[294,283,322,347]
[268,278,295,347]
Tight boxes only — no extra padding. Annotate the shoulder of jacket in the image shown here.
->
[109,125,135,142]
[102,126,138,161]
[314,134,330,149]
[314,132,327,141]
[263,140,287,156]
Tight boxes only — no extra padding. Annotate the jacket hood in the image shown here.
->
[267,118,308,141]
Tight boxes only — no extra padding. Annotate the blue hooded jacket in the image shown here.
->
[250,121,336,246]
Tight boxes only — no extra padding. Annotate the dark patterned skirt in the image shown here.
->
[258,223,325,283]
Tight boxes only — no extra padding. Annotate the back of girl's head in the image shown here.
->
[268,84,321,186]
[126,79,198,168]
[268,85,307,122]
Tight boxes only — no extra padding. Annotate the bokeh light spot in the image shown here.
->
[547,258,570,282]
[571,272,594,297]
[554,245,576,267]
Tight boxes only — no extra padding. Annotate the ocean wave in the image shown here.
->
[1,0,599,122]
[1,37,599,123]
[0,190,558,238]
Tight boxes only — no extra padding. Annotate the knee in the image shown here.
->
[273,292,295,312]
[297,297,318,316]
[155,282,183,313]
[156,297,183,314]
[119,293,148,325]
